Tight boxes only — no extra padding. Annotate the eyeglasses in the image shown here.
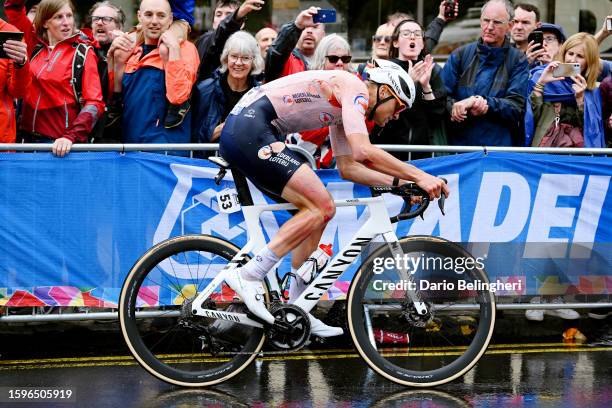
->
[229,54,254,63]
[372,35,392,43]
[398,29,423,38]
[326,55,352,64]
[543,35,558,44]
[91,16,116,24]
[480,18,508,28]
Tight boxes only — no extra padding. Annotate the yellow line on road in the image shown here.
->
[0,345,609,371]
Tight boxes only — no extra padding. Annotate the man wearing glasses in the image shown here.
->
[441,0,528,147]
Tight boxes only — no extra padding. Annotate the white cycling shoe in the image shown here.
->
[224,268,275,325]
[308,314,343,338]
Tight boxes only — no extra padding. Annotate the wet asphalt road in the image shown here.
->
[0,341,610,408]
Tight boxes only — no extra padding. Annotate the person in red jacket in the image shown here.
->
[0,18,31,144]
[6,0,104,157]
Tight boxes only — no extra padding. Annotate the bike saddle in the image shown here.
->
[208,156,231,169]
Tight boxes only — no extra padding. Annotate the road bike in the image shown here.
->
[119,157,496,387]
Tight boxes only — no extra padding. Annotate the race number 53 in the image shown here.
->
[216,188,241,214]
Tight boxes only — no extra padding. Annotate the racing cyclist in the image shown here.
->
[219,60,450,337]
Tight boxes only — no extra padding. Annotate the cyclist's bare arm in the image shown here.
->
[342,133,449,199]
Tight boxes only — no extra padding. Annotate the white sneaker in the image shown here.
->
[308,314,343,338]
[525,296,544,321]
[224,268,275,324]
[545,297,580,320]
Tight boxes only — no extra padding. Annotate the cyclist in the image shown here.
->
[219,59,449,336]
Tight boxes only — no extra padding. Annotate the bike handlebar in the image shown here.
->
[370,178,447,223]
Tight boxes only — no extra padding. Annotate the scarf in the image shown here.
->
[525,64,604,147]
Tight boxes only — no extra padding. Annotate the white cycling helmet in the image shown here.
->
[366,59,416,115]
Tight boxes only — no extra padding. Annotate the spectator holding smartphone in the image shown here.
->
[4,0,104,157]
[536,23,566,66]
[0,18,31,144]
[526,33,604,148]
[264,6,325,82]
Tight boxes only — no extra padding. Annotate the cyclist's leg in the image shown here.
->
[277,160,343,337]
[266,154,335,256]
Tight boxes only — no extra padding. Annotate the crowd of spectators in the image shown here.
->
[1,0,611,158]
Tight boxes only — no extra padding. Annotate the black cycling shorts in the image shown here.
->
[219,96,307,198]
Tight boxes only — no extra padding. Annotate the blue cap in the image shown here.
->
[539,23,566,43]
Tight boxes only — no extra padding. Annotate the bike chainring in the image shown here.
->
[265,303,310,351]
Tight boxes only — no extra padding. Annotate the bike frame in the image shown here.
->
[190,195,423,328]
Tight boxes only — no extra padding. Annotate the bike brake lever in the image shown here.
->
[438,193,446,216]
[438,177,448,216]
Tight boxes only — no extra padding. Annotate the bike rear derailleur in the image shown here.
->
[265,303,310,351]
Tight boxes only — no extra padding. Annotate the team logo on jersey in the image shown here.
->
[282,95,294,106]
[258,145,273,160]
[244,109,256,119]
[354,95,368,115]
[319,112,334,126]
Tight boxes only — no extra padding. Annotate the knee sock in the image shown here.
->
[240,245,280,281]
[288,267,307,304]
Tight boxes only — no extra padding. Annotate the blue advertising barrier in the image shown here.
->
[0,151,610,307]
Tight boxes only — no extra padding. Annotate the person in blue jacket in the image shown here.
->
[441,0,529,147]
[192,31,263,146]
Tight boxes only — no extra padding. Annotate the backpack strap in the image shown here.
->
[30,43,44,60]
[71,43,91,109]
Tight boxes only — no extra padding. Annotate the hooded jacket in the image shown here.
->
[4,0,104,142]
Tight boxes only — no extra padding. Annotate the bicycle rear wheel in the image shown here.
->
[119,235,267,387]
[347,236,496,387]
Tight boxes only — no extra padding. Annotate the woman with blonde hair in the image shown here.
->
[526,32,604,147]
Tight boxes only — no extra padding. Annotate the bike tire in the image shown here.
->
[347,235,496,387]
[119,234,267,387]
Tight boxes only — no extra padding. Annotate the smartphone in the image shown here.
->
[553,63,581,77]
[444,0,457,20]
[0,31,25,59]
[313,9,337,24]
[607,17,612,31]
[527,30,544,48]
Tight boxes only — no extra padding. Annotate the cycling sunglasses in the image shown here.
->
[384,85,407,114]
[326,55,352,64]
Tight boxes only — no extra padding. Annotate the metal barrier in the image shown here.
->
[1,143,610,322]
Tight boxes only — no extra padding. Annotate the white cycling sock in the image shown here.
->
[240,245,280,281]
[288,267,307,304]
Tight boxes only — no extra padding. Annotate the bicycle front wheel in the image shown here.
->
[347,236,496,387]
[119,234,267,387]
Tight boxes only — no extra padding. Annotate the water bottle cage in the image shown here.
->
[301,256,331,284]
